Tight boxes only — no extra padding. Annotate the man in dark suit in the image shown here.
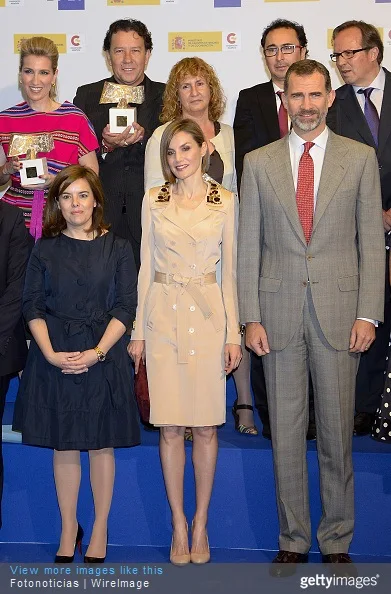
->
[0,201,30,528]
[233,20,311,439]
[327,20,391,436]
[74,19,164,270]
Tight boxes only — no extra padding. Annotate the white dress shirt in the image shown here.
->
[352,67,385,118]
[288,126,375,327]
[289,127,328,206]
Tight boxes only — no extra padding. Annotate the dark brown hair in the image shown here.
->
[103,19,153,52]
[160,119,210,184]
[332,21,383,65]
[261,19,308,57]
[284,60,332,94]
[43,165,109,237]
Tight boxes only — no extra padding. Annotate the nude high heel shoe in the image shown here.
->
[170,523,190,566]
[190,521,210,564]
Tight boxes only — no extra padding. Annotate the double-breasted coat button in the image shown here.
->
[189,306,195,312]
[189,328,195,334]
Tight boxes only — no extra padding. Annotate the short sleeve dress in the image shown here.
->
[13,232,140,451]
[0,101,99,238]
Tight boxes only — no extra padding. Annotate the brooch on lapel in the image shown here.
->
[206,181,222,205]
[156,182,170,203]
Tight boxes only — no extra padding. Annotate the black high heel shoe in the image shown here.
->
[55,523,84,563]
[84,533,108,564]
[232,399,258,436]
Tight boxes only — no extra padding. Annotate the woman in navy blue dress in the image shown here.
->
[13,165,139,562]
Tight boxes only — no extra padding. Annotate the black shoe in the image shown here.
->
[322,553,358,577]
[232,399,258,436]
[306,419,316,441]
[84,534,108,564]
[269,550,308,577]
[55,523,84,563]
[84,555,105,563]
[354,412,375,436]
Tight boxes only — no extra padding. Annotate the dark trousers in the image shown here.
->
[0,375,11,529]
[355,253,391,414]
[111,215,141,272]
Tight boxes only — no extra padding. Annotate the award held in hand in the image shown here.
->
[8,133,54,187]
[99,81,144,134]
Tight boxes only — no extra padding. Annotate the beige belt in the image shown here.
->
[154,271,221,363]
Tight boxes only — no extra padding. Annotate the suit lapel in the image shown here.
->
[312,131,348,233]
[264,138,307,245]
[256,81,280,142]
[137,76,160,130]
[378,68,391,158]
[339,86,376,149]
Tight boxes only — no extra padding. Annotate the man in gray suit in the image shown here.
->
[238,60,385,575]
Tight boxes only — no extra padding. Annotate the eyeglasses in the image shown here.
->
[264,44,303,57]
[330,47,371,62]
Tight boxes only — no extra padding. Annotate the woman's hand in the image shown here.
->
[61,349,101,374]
[38,172,56,188]
[24,172,55,190]
[224,344,242,375]
[127,340,145,374]
[46,351,86,373]
[2,156,22,176]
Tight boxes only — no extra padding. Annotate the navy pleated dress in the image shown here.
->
[13,232,140,451]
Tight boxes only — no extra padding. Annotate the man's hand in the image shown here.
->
[382,208,391,232]
[245,322,270,356]
[349,320,376,353]
[102,123,145,150]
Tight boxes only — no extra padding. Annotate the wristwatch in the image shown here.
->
[93,346,106,362]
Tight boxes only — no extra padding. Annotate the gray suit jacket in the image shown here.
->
[238,130,385,351]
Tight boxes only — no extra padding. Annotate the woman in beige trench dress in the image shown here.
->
[129,119,241,565]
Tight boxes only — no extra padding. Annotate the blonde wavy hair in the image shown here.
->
[19,36,59,99]
[160,57,226,123]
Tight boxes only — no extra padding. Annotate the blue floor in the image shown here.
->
[1,543,390,564]
[2,376,391,564]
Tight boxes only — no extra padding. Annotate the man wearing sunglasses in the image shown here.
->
[327,21,391,438]
[234,20,313,442]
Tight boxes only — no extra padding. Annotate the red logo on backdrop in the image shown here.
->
[173,36,185,50]
[227,33,236,44]
[71,35,80,47]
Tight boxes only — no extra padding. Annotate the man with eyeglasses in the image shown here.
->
[234,19,312,442]
[327,21,391,438]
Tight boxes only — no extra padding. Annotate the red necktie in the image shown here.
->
[276,91,289,138]
[296,142,315,243]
